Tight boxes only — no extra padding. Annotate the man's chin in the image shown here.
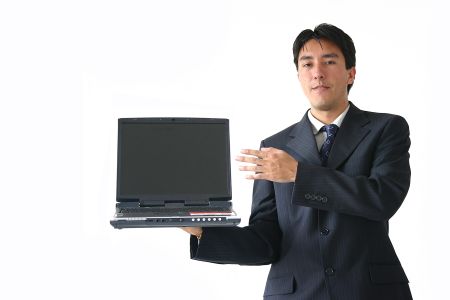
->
[310,98,347,112]
[310,100,334,112]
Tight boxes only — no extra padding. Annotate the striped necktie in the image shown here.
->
[319,124,339,166]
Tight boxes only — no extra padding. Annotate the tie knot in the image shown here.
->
[320,124,339,137]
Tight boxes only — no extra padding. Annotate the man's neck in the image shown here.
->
[310,101,349,124]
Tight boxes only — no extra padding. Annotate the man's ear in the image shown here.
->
[347,67,356,84]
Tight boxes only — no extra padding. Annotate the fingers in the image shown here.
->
[239,149,262,158]
[236,148,271,178]
[181,227,202,236]
[236,148,266,168]
[235,147,297,183]
[244,172,264,180]
[235,155,262,164]
[238,164,264,172]
[240,148,273,159]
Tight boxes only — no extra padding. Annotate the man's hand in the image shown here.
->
[235,147,298,183]
[181,227,203,239]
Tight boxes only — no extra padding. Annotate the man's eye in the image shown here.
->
[303,63,312,68]
[325,60,336,65]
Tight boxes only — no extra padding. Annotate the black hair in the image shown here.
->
[293,23,356,92]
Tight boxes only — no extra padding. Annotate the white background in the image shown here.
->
[0,0,447,299]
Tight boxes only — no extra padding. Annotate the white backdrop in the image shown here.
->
[0,0,447,299]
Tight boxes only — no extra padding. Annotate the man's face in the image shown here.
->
[297,39,355,113]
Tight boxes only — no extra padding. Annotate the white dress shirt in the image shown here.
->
[307,104,350,151]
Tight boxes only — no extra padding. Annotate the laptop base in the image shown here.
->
[110,215,241,228]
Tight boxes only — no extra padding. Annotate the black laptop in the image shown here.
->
[110,117,241,228]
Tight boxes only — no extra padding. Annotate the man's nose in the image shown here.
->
[312,65,325,80]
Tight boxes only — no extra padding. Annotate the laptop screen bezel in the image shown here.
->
[116,117,232,205]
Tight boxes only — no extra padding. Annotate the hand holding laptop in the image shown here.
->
[182,227,203,239]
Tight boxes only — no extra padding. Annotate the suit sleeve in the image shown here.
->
[292,115,411,221]
[190,142,282,265]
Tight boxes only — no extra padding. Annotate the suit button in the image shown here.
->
[320,228,330,236]
[325,267,335,276]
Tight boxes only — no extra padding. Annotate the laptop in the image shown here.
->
[110,117,241,228]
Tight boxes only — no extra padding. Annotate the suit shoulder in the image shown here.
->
[261,123,298,146]
[361,109,409,128]
[361,107,406,121]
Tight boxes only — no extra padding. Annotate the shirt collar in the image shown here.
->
[307,104,350,134]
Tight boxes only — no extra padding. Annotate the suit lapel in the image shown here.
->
[286,112,322,166]
[286,103,371,168]
[327,102,371,169]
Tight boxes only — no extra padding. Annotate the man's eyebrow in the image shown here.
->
[299,53,339,60]
[322,53,339,59]
[299,55,313,61]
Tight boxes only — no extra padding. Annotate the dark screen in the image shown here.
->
[118,120,230,199]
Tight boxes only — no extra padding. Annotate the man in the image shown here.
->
[183,23,413,300]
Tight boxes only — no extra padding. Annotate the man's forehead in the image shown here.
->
[299,39,342,56]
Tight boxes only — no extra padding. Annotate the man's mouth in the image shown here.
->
[312,84,330,90]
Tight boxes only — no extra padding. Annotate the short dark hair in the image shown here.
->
[293,23,356,92]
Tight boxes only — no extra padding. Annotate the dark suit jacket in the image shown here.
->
[190,102,413,300]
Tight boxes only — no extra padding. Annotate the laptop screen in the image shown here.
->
[117,118,231,202]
